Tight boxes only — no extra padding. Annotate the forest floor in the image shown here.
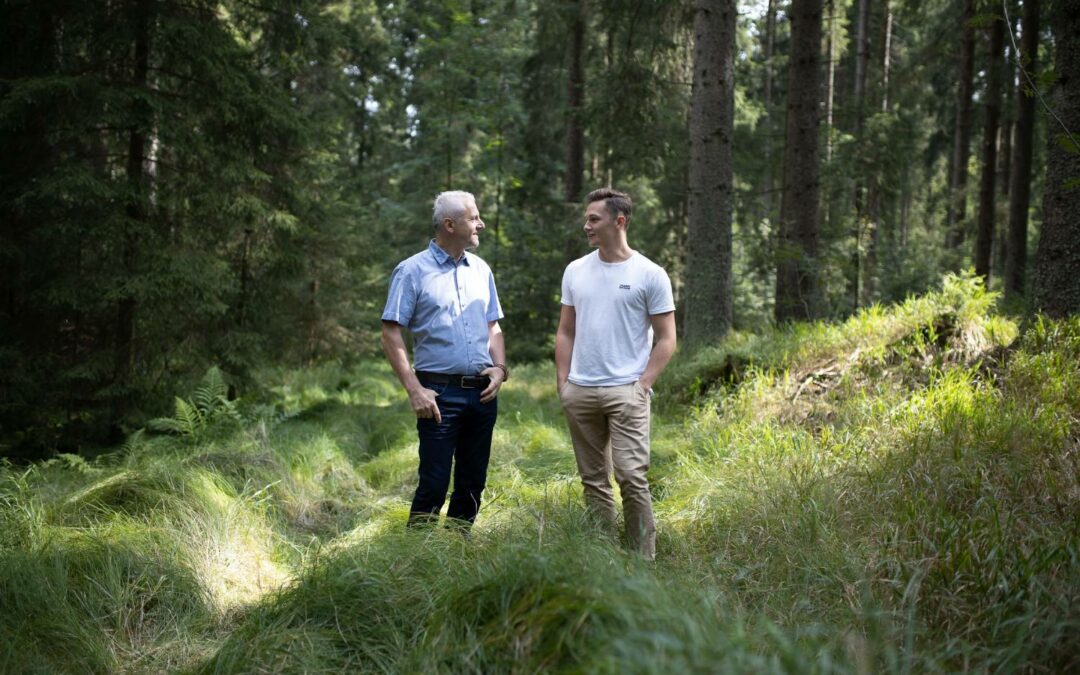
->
[2,273,1079,673]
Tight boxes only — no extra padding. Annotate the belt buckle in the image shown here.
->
[460,376,477,389]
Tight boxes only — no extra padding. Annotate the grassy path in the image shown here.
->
[2,274,1079,673]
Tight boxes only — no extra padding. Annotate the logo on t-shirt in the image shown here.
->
[619,284,631,290]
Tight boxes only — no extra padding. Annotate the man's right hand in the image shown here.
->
[409,386,441,423]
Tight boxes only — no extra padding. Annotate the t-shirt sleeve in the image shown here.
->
[560,266,575,306]
[381,263,415,326]
[647,267,676,315]
[486,267,504,322]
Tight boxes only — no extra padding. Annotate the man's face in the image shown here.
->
[450,198,484,250]
[583,200,622,247]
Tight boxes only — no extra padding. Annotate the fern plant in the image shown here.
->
[148,367,241,441]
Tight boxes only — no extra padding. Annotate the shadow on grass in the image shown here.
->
[278,398,416,463]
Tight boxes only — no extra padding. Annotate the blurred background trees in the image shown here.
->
[1,0,1070,455]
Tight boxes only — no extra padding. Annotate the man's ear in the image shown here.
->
[616,214,626,228]
[443,217,455,232]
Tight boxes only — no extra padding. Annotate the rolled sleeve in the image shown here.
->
[381,263,416,326]
[486,270,504,322]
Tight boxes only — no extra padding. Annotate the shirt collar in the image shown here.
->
[428,239,469,267]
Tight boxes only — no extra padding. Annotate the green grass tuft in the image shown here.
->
[2,276,1078,672]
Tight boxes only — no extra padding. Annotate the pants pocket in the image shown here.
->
[624,382,649,418]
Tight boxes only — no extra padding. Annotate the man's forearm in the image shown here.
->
[488,322,505,368]
[381,323,423,394]
[639,312,677,390]
[555,305,576,387]
[555,332,573,385]
[639,335,675,389]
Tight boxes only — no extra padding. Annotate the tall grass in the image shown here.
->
[1,274,1077,672]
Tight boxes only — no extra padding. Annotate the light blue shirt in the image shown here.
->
[382,240,503,374]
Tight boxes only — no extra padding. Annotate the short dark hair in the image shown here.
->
[586,187,632,228]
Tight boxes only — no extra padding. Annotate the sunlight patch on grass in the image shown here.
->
[184,473,288,613]
[6,278,1079,673]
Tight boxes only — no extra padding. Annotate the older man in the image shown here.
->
[381,191,508,528]
[555,187,677,560]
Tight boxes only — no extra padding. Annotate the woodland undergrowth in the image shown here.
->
[2,273,1078,674]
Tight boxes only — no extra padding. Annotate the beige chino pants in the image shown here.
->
[559,381,655,560]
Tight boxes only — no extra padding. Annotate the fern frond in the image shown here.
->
[121,429,146,455]
[174,397,203,436]
[190,387,214,415]
[149,396,203,436]
[203,366,228,400]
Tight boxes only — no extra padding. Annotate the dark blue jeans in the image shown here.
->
[409,379,498,527]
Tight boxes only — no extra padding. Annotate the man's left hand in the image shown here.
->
[479,367,505,403]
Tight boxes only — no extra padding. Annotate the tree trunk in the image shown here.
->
[775,0,824,323]
[113,0,151,426]
[900,171,911,249]
[882,2,893,113]
[946,0,976,248]
[686,0,736,344]
[1032,0,1080,317]
[995,28,1015,281]
[862,0,893,307]
[850,0,870,311]
[998,41,1014,199]
[825,0,836,163]
[764,0,777,111]
[762,0,778,219]
[853,0,870,128]
[974,12,1005,283]
[1005,0,1040,301]
[564,0,586,204]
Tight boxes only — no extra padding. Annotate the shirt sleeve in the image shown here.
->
[647,267,676,315]
[381,262,416,326]
[560,265,575,307]
[485,267,504,322]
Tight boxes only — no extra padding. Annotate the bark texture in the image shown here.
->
[1033,0,1080,317]
[1005,0,1040,300]
[974,13,1005,283]
[775,0,824,322]
[686,0,736,343]
[946,0,976,248]
[564,0,586,203]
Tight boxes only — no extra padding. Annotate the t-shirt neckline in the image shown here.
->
[594,249,636,266]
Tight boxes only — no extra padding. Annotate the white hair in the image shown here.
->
[432,191,475,230]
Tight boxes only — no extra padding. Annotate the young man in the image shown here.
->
[555,187,677,560]
[381,190,508,528]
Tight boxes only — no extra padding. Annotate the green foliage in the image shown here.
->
[4,0,1054,455]
[664,271,1011,404]
[0,0,1070,664]
[0,524,212,673]
[2,282,1078,671]
[147,368,241,441]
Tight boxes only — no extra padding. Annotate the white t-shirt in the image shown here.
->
[561,250,675,387]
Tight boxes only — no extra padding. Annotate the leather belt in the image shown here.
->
[415,371,491,389]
